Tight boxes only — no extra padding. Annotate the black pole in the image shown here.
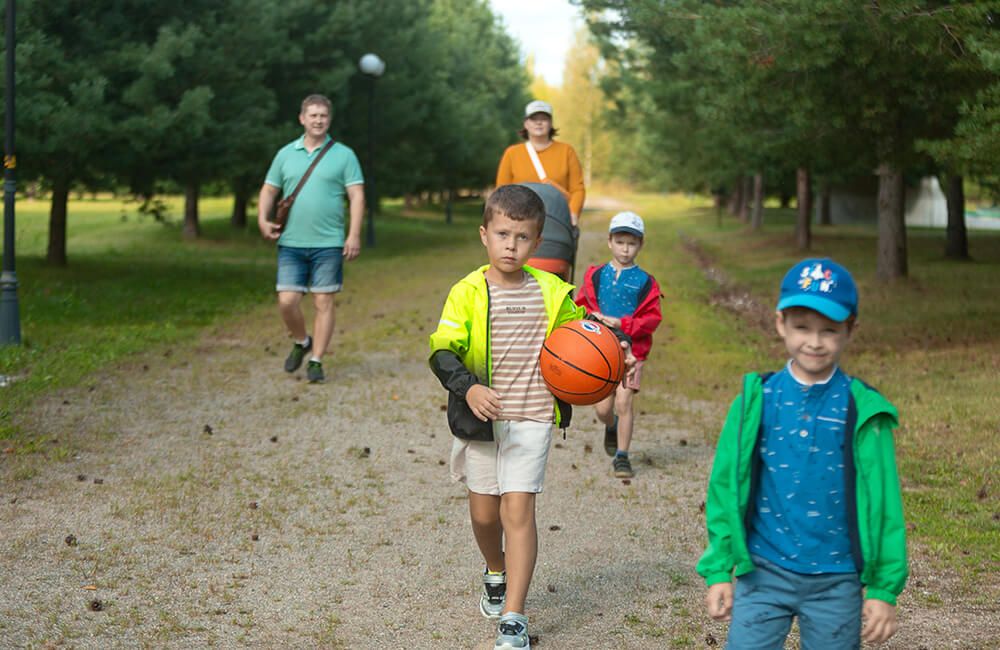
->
[365,75,375,248]
[1,0,20,346]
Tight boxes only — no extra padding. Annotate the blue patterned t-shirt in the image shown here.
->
[746,363,856,574]
[596,263,651,319]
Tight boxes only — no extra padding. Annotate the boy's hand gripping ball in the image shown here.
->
[539,320,625,405]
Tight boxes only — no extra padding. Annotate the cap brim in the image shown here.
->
[777,295,852,322]
[609,227,643,238]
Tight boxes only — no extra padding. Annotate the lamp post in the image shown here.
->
[1,0,20,345]
[358,53,384,248]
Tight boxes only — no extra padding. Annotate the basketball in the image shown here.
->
[539,320,625,405]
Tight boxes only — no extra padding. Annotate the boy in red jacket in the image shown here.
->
[575,211,663,478]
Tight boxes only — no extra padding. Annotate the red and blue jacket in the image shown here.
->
[575,264,662,361]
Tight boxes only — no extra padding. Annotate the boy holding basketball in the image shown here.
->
[575,211,663,478]
[429,185,631,650]
[698,258,907,649]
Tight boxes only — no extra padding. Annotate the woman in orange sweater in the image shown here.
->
[495,100,586,279]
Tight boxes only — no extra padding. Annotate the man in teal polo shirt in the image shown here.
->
[257,94,365,383]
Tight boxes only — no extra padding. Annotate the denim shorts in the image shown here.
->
[276,246,343,293]
[726,555,862,650]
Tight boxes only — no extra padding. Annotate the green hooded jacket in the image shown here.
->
[696,372,908,604]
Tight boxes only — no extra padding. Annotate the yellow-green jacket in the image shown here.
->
[428,265,586,440]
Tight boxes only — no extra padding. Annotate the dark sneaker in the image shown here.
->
[284,336,312,372]
[495,612,530,650]
[480,569,507,619]
[306,360,325,384]
[613,455,634,479]
[603,414,619,456]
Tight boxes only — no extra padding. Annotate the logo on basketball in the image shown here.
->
[539,320,625,405]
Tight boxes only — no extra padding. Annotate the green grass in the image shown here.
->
[0,193,482,444]
[627,195,1000,580]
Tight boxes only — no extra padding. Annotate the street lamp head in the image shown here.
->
[359,53,385,77]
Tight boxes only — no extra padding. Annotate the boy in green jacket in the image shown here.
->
[697,259,907,649]
[429,184,631,650]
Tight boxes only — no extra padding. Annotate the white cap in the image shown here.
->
[524,100,553,118]
[609,211,645,238]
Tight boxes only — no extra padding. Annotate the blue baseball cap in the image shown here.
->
[776,258,858,322]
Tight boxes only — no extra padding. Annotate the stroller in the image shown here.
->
[520,182,579,282]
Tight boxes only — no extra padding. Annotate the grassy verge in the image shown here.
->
[627,194,999,583]
[0,194,482,449]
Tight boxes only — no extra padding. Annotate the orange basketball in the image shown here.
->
[539,319,625,405]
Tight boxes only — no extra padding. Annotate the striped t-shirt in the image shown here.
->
[488,274,553,423]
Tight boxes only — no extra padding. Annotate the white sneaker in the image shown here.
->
[495,612,529,650]
[480,569,506,619]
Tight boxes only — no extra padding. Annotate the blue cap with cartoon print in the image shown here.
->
[776,258,858,322]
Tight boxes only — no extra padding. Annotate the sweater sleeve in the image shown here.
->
[565,144,586,216]
[495,146,516,188]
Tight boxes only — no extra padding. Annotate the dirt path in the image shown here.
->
[2,214,997,648]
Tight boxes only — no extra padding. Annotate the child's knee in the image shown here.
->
[614,388,635,412]
[499,493,536,528]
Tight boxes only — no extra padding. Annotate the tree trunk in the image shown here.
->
[944,174,969,260]
[738,176,751,223]
[728,176,742,216]
[47,178,70,267]
[751,172,765,231]
[779,189,792,208]
[183,181,200,239]
[445,188,453,224]
[876,164,907,281]
[231,188,248,229]
[795,167,812,250]
[818,183,832,226]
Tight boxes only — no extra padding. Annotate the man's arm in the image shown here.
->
[344,184,365,260]
[257,183,281,240]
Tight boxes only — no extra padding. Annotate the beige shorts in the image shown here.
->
[449,420,553,495]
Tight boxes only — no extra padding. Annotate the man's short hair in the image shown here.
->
[484,185,546,232]
[300,94,332,114]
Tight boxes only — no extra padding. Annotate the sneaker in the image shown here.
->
[306,360,325,384]
[603,415,618,456]
[284,336,312,372]
[613,454,634,479]
[495,612,530,650]
[480,569,506,619]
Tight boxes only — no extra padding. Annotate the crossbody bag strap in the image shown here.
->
[289,138,335,200]
[524,141,547,181]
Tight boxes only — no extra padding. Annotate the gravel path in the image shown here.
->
[1,223,997,648]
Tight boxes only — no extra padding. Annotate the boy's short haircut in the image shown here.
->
[300,94,332,114]
[483,184,546,233]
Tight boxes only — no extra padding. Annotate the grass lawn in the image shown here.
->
[623,193,1000,583]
